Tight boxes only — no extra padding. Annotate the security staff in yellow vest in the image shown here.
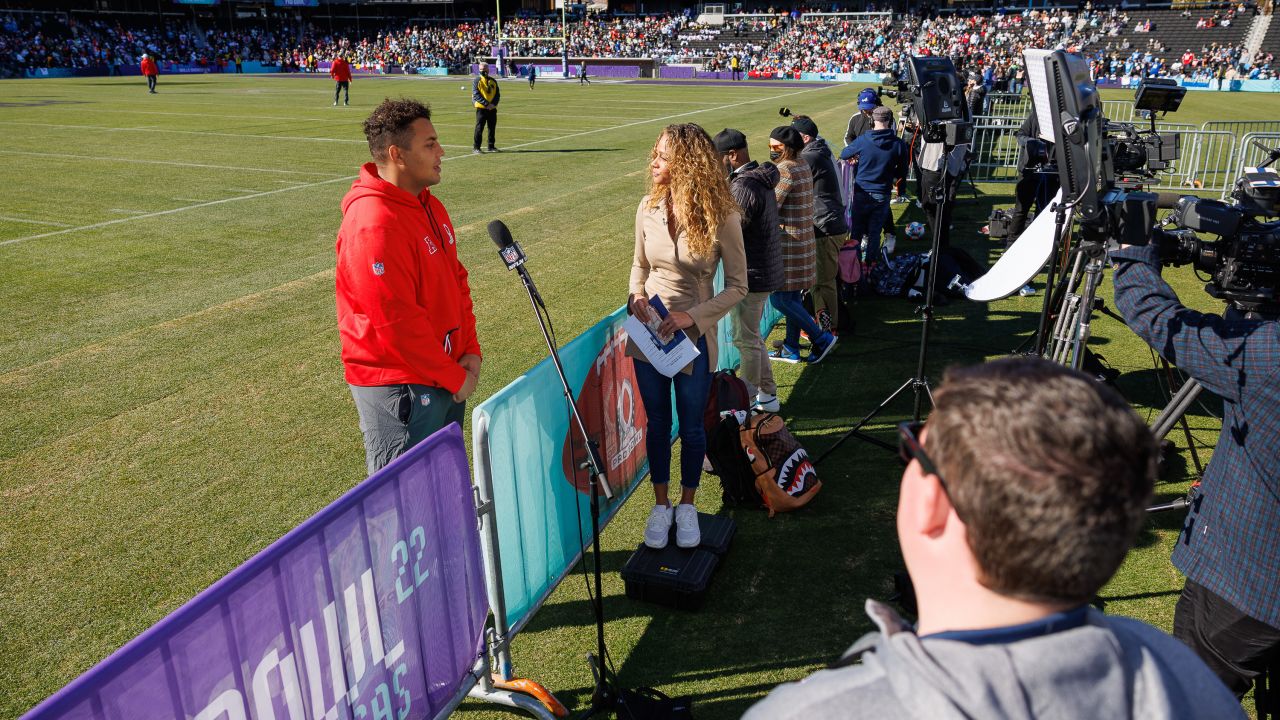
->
[472,62,500,153]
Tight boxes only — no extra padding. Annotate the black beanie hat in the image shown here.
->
[769,126,804,153]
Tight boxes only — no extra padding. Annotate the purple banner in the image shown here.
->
[22,424,487,720]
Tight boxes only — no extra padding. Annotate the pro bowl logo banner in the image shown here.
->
[559,325,647,494]
[23,426,487,720]
[472,307,652,632]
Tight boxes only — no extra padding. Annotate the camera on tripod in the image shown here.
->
[883,57,973,146]
[1148,156,1280,314]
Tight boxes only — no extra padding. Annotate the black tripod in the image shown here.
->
[493,222,627,717]
[817,156,956,462]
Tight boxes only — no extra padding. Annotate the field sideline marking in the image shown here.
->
[0,215,72,227]
[0,83,833,249]
[0,120,368,144]
[0,149,346,176]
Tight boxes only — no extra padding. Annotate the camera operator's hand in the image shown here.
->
[629,294,656,323]
[453,369,479,404]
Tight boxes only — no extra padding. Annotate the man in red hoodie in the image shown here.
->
[330,53,352,106]
[336,98,482,474]
[140,53,158,94]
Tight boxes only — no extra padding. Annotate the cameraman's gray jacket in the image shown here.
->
[799,136,850,237]
[744,600,1242,720]
[728,161,784,293]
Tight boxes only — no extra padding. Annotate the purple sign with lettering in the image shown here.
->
[22,424,487,720]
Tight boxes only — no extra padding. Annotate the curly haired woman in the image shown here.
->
[628,123,748,549]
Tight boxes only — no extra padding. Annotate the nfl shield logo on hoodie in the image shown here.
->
[371,262,385,276]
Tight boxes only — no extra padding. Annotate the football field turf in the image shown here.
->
[0,74,1264,718]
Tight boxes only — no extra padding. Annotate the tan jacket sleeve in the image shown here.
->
[629,200,650,299]
[688,211,748,334]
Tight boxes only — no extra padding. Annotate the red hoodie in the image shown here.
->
[140,57,158,76]
[330,57,352,82]
[336,164,481,393]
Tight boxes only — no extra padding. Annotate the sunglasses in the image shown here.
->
[897,421,963,519]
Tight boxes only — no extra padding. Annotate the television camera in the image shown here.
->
[1152,142,1280,314]
[877,56,973,146]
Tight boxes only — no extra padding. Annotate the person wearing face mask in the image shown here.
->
[714,128,784,412]
[472,62,500,153]
[768,126,836,365]
[629,123,748,550]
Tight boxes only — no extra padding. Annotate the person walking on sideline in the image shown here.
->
[140,53,158,93]
[336,98,482,475]
[629,124,747,550]
[472,62,500,153]
[331,53,352,106]
[528,64,536,89]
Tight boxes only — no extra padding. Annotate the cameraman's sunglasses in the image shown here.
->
[897,421,961,517]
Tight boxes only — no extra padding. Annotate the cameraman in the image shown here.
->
[1006,100,1060,245]
[1111,241,1280,698]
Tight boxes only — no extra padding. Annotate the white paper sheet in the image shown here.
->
[623,297,701,378]
[964,189,1069,302]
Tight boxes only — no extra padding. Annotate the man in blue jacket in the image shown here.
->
[840,105,908,261]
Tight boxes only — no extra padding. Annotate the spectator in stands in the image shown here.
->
[767,126,835,364]
[744,357,1244,720]
[715,128,783,413]
[330,52,351,106]
[631,124,747,550]
[336,98,482,475]
[792,114,849,342]
[472,62,499,153]
[140,52,157,93]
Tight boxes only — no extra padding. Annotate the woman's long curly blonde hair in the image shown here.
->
[646,123,737,259]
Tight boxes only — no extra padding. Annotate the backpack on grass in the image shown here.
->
[707,410,822,516]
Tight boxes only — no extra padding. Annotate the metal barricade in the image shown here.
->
[968,120,1023,183]
[1151,129,1238,192]
[1202,120,1280,136]
[1102,99,1136,123]
[1225,131,1280,199]
[983,92,1030,118]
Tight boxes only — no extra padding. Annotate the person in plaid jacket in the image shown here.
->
[1112,242,1280,699]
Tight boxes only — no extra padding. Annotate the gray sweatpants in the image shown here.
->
[349,383,465,475]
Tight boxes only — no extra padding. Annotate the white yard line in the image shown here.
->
[0,215,73,227]
[0,120,367,144]
[0,84,832,249]
[0,149,345,176]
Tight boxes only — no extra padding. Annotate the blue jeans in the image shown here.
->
[848,186,891,261]
[633,337,710,489]
[770,291,823,352]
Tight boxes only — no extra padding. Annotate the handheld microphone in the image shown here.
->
[488,219,544,308]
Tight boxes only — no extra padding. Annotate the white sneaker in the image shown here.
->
[755,392,780,413]
[644,505,673,549]
[674,504,700,548]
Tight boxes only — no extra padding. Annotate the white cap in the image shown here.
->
[142,53,149,59]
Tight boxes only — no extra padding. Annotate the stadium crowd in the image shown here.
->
[2,4,1275,83]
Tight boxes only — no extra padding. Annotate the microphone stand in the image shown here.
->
[507,253,624,717]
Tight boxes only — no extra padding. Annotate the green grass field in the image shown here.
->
[0,74,1269,719]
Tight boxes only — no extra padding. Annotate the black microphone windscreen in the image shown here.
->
[487,219,514,248]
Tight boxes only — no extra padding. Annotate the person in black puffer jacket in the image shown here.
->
[792,115,850,334]
[715,128,784,412]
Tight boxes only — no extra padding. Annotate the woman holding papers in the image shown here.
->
[628,123,748,550]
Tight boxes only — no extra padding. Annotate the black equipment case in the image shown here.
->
[620,513,736,610]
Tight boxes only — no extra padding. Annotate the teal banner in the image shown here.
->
[473,269,779,632]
